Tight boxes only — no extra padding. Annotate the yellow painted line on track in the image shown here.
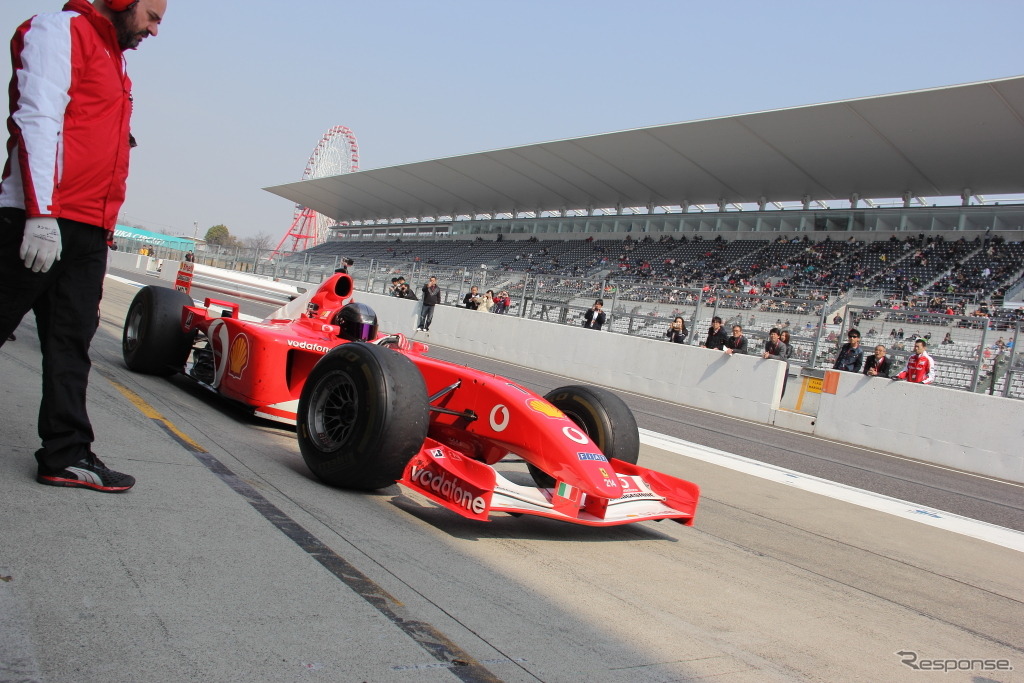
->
[101,372,208,453]
[97,369,504,682]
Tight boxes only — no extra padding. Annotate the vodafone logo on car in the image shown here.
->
[408,465,487,515]
[287,339,331,354]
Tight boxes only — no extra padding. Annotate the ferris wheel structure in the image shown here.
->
[271,125,360,258]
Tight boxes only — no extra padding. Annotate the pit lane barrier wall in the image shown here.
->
[107,255,1023,483]
[813,370,1022,483]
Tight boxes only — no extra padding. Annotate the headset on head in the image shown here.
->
[104,0,139,12]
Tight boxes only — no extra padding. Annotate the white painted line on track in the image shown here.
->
[107,273,145,287]
[641,429,1024,553]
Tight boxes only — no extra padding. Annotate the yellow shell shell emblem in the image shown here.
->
[527,399,565,419]
[228,334,250,379]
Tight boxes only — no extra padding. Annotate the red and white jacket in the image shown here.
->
[0,0,132,232]
[896,351,936,384]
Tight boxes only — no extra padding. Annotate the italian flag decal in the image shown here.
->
[556,482,579,502]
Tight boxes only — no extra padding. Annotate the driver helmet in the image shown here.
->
[335,302,378,342]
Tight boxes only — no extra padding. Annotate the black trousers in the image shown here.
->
[0,209,108,471]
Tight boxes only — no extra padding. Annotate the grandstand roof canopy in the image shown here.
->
[265,76,1024,222]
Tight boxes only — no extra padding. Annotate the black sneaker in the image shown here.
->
[37,457,135,492]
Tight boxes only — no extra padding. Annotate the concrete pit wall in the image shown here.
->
[814,370,1022,483]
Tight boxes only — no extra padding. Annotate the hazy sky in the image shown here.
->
[1,0,1022,242]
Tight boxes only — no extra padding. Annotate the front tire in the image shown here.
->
[528,385,640,488]
[297,342,429,490]
[122,286,196,376]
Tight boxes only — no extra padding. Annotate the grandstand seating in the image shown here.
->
[294,234,1020,307]
[276,232,1023,399]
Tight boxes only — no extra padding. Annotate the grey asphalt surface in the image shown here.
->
[0,273,1021,683]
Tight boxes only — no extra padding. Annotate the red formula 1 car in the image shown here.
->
[122,274,700,527]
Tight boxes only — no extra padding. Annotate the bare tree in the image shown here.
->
[243,232,274,251]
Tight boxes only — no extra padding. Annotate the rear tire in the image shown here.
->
[122,286,196,376]
[528,385,640,488]
[297,342,429,490]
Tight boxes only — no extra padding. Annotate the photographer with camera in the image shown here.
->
[493,290,511,314]
[665,316,688,344]
[583,299,606,331]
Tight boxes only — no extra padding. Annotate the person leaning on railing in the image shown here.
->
[893,339,936,384]
[833,329,865,372]
[863,345,892,378]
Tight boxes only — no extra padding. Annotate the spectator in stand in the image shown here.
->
[583,299,606,330]
[702,316,728,349]
[833,329,865,373]
[894,339,936,384]
[665,316,688,344]
[463,285,480,310]
[388,277,400,296]
[762,327,790,396]
[864,345,892,378]
[724,324,748,355]
[779,331,794,360]
[416,276,440,331]
[493,290,511,314]
[399,282,417,300]
[477,289,494,313]
[941,331,954,345]
[762,328,787,360]
[333,257,354,274]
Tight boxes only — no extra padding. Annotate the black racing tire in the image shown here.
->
[528,385,640,488]
[122,286,196,376]
[297,342,429,490]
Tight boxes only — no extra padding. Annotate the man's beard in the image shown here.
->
[110,5,144,50]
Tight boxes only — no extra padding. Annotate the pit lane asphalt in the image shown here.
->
[0,272,1020,682]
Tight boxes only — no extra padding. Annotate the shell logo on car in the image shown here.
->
[228,334,250,380]
[527,399,565,419]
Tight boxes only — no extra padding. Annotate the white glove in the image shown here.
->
[20,217,62,273]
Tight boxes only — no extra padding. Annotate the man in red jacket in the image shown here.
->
[894,338,936,385]
[0,0,166,492]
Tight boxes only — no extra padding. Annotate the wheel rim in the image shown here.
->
[308,370,360,451]
[124,304,143,353]
[563,409,589,434]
